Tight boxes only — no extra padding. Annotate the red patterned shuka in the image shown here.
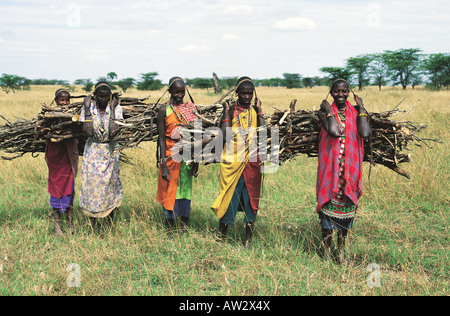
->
[316,101,364,216]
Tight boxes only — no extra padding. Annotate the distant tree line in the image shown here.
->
[1,48,448,94]
[320,49,449,91]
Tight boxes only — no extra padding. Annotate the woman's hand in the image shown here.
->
[354,95,365,113]
[83,96,92,117]
[221,100,232,123]
[190,162,199,178]
[161,162,171,182]
[320,99,332,115]
[354,94,371,138]
[318,99,340,138]
[223,100,231,113]
[254,98,263,113]
[111,96,119,110]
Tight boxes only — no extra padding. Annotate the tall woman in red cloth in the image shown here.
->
[316,79,370,261]
[45,89,79,236]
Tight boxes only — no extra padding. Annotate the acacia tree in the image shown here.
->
[75,79,94,93]
[0,74,31,93]
[136,72,163,91]
[82,81,94,93]
[302,77,314,88]
[382,48,423,89]
[319,66,353,86]
[282,73,302,89]
[107,72,118,81]
[422,53,450,89]
[186,78,213,89]
[346,55,372,91]
[116,78,135,93]
[219,77,238,89]
[254,78,285,87]
[368,53,390,91]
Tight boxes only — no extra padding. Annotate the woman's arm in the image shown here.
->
[354,95,371,139]
[82,96,94,137]
[221,100,233,144]
[109,97,120,139]
[254,98,265,128]
[157,104,171,182]
[318,100,340,138]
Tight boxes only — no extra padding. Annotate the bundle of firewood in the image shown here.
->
[0,94,225,160]
[0,115,40,160]
[1,94,438,179]
[176,99,439,178]
[0,95,152,159]
[268,100,439,178]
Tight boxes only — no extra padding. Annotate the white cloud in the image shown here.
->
[273,17,316,31]
[224,5,253,15]
[178,44,210,53]
[82,50,109,61]
[221,34,244,41]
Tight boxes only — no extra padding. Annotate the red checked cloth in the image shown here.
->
[316,101,364,212]
[171,102,198,123]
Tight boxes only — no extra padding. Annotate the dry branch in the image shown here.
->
[0,95,440,179]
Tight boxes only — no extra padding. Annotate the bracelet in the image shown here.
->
[358,113,368,117]
[326,112,335,118]
[258,112,264,117]
[222,119,231,122]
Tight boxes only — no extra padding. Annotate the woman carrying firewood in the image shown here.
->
[211,76,265,249]
[316,79,370,262]
[45,89,79,236]
[157,77,199,234]
[78,82,123,230]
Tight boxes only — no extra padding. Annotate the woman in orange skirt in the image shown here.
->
[157,77,199,234]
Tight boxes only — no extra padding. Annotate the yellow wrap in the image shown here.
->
[211,106,258,219]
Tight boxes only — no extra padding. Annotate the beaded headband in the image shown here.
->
[54,88,70,98]
[326,78,356,100]
[234,78,258,100]
[94,83,111,93]
[155,77,195,106]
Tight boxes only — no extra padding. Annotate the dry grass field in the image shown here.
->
[0,85,448,296]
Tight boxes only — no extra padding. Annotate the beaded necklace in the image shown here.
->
[169,102,187,124]
[234,102,253,140]
[337,107,346,134]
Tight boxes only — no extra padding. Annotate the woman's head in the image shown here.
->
[235,76,255,107]
[54,89,70,106]
[94,81,112,108]
[329,79,350,106]
[168,77,186,105]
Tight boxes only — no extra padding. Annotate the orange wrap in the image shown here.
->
[156,111,182,211]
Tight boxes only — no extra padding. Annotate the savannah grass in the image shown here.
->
[0,85,448,296]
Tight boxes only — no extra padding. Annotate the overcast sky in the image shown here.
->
[0,0,449,83]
